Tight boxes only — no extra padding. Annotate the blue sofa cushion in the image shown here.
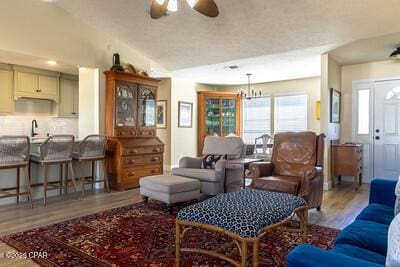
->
[334,219,389,256]
[332,243,386,265]
[356,203,394,225]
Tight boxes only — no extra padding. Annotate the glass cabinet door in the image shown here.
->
[116,83,136,127]
[138,86,156,127]
[205,97,220,135]
[222,98,236,136]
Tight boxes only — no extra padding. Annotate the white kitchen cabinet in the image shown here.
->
[58,78,79,117]
[14,71,59,101]
[0,69,14,114]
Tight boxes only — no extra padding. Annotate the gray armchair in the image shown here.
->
[171,136,245,195]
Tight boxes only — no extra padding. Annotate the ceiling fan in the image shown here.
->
[150,0,219,19]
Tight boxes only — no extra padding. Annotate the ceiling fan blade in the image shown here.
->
[150,0,169,19]
[192,0,219,18]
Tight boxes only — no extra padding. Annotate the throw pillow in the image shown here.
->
[201,154,227,169]
[386,212,400,267]
[395,177,400,216]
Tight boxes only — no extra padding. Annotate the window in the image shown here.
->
[357,89,370,135]
[274,94,307,132]
[242,97,271,144]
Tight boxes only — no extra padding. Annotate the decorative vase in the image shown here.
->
[111,53,124,71]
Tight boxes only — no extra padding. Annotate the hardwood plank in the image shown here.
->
[0,182,369,266]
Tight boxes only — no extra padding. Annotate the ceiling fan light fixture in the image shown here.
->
[186,0,199,8]
[167,0,178,12]
[390,47,400,59]
[155,0,165,5]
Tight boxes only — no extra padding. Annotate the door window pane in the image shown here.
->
[357,89,369,135]
[242,97,271,144]
[274,94,307,132]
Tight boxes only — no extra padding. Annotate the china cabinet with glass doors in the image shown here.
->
[105,71,164,190]
[198,91,241,155]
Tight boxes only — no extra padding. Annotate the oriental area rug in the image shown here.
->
[1,201,339,267]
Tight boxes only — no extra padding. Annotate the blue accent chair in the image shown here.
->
[286,178,397,267]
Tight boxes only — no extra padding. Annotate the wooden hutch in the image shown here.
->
[105,71,164,190]
[197,91,241,155]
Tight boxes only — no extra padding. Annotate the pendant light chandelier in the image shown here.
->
[237,74,263,100]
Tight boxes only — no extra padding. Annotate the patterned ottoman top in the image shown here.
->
[177,189,306,238]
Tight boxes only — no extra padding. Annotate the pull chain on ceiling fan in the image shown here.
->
[151,0,219,19]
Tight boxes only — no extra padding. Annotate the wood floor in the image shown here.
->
[0,182,369,267]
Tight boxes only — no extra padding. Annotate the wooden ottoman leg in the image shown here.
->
[241,240,248,266]
[296,206,308,243]
[142,195,148,204]
[175,222,181,267]
[253,238,259,267]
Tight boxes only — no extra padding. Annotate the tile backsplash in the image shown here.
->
[0,115,78,137]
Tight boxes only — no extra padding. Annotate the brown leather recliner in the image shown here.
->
[249,131,325,210]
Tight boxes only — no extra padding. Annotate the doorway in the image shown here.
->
[353,78,400,181]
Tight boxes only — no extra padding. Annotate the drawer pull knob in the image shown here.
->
[129,149,138,154]
[151,157,160,161]
[151,169,159,174]
[127,171,136,177]
[128,159,135,164]
[153,148,160,152]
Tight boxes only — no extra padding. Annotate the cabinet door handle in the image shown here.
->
[71,112,76,115]
[36,89,42,93]
[129,149,138,154]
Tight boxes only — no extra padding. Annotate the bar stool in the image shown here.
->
[72,134,109,197]
[30,135,77,206]
[0,136,32,208]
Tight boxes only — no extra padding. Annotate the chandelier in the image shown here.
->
[237,74,263,100]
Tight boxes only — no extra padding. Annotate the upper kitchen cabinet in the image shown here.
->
[13,65,59,102]
[57,76,79,117]
[0,68,14,114]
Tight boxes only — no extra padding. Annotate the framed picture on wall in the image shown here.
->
[157,100,167,129]
[178,101,193,128]
[330,88,341,123]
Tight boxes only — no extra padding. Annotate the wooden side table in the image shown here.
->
[225,158,264,189]
[331,143,363,190]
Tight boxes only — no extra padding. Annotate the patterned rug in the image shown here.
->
[1,201,339,267]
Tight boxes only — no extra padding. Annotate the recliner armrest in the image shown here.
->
[178,156,203,169]
[249,162,274,178]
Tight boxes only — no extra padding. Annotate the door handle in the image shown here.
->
[375,136,380,140]
[375,129,380,133]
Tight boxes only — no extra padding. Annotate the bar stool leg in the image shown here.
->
[59,163,63,196]
[68,161,78,199]
[22,166,33,208]
[16,167,20,203]
[91,161,95,192]
[102,159,109,192]
[65,163,69,195]
[80,161,86,197]
[43,164,48,206]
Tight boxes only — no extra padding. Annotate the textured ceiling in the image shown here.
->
[53,0,400,84]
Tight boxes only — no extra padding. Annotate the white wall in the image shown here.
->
[170,78,198,167]
[157,79,172,169]
[79,67,99,138]
[320,54,341,189]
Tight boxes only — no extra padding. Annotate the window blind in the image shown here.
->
[274,94,307,132]
[242,97,271,144]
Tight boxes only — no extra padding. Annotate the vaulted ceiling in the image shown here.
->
[53,0,400,84]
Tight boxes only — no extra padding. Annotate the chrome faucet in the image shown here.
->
[31,120,38,137]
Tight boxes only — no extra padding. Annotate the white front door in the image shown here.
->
[373,79,400,179]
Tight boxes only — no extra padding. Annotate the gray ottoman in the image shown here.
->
[140,174,200,213]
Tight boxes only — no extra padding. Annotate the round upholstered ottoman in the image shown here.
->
[139,174,200,213]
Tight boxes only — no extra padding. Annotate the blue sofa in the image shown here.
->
[287,178,397,267]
